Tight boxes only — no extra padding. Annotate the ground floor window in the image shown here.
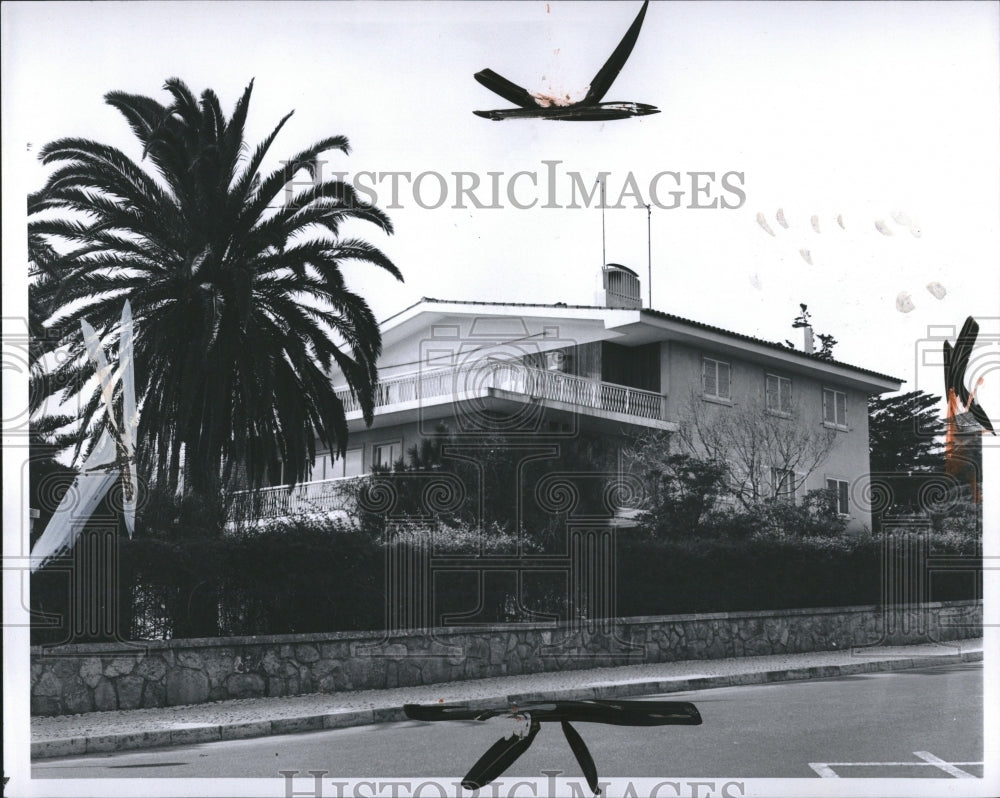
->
[826,478,850,515]
[342,447,364,477]
[373,440,403,469]
[320,447,364,479]
[771,467,795,501]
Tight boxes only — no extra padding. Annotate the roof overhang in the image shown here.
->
[371,299,903,395]
[625,312,902,394]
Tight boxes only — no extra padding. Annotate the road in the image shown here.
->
[34,662,983,782]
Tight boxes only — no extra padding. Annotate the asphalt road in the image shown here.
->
[33,662,983,782]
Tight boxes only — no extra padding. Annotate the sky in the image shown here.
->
[3,1,999,392]
[2,3,1000,793]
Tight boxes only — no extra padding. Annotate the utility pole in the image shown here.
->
[600,177,607,268]
[646,203,652,308]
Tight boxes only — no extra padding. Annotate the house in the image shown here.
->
[258,265,902,531]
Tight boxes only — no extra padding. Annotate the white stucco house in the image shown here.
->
[255,265,902,531]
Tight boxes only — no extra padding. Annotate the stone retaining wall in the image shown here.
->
[30,600,982,716]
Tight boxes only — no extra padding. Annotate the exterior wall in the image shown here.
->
[313,416,633,484]
[313,307,894,531]
[663,341,875,529]
[320,310,632,477]
[373,312,615,385]
[30,600,982,716]
[312,337,880,529]
[317,421,422,477]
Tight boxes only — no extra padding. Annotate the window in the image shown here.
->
[771,467,796,502]
[823,388,848,428]
[326,447,364,478]
[545,348,572,373]
[722,459,746,503]
[343,448,364,477]
[766,374,792,415]
[315,451,336,481]
[826,478,850,515]
[601,342,661,392]
[372,440,402,469]
[702,357,731,401]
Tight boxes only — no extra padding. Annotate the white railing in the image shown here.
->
[335,361,665,422]
[229,476,365,521]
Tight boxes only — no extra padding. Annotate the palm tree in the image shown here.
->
[29,78,402,497]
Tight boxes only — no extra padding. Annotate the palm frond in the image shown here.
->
[30,77,400,494]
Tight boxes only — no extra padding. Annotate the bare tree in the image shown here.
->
[677,392,839,508]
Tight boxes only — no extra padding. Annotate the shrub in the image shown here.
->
[355,422,622,543]
[30,515,980,642]
[927,495,982,539]
[746,488,848,537]
[216,518,384,635]
[632,452,729,537]
[614,527,979,617]
[383,521,542,555]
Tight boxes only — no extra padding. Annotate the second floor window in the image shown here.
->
[766,374,792,415]
[823,388,848,428]
[546,348,572,372]
[702,357,731,401]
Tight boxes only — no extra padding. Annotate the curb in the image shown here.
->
[31,648,983,760]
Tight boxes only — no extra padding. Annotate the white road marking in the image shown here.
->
[913,750,978,778]
[809,753,982,778]
[808,763,840,778]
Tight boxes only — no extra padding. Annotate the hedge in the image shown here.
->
[29,520,980,644]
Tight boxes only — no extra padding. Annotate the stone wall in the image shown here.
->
[30,600,982,716]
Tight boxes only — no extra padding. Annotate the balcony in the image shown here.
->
[232,364,669,522]
[335,361,671,429]
[229,476,364,522]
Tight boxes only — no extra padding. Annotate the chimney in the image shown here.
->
[802,324,814,354]
[596,264,642,309]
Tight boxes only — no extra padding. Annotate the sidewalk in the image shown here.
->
[32,638,983,759]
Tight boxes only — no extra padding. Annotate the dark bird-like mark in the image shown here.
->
[405,699,702,794]
[943,316,994,503]
[474,0,659,121]
[462,719,542,790]
[944,316,995,436]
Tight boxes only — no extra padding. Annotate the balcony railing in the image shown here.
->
[229,476,365,522]
[335,361,665,422]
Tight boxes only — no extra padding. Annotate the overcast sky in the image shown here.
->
[4,0,999,394]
